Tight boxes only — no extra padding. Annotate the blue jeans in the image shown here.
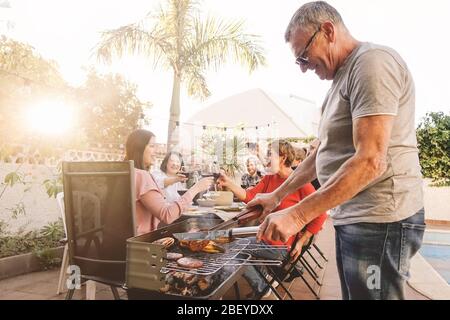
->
[334,208,425,300]
[242,237,287,294]
[242,237,305,294]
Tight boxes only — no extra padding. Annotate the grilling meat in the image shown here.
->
[179,239,225,253]
[166,252,183,261]
[201,242,226,253]
[177,257,204,269]
[152,237,175,248]
[179,239,210,252]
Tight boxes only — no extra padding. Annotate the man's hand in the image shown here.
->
[247,192,281,222]
[289,230,313,262]
[256,207,307,243]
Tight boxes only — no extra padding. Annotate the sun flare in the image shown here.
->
[25,101,75,135]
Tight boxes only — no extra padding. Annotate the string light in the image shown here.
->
[150,115,273,130]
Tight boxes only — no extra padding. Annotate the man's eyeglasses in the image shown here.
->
[295,27,321,66]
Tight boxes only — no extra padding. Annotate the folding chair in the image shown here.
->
[62,161,136,300]
[300,236,328,283]
[56,192,69,295]
[256,235,322,300]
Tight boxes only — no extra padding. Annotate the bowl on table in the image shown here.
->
[196,198,216,207]
[209,191,233,206]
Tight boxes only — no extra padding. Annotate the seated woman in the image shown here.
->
[217,139,327,298]
[152,151,188,202]
[124,129,213,235]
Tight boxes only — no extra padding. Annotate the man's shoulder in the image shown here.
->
[354,42,407,70]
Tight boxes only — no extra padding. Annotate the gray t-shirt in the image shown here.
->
[316,42,423,225]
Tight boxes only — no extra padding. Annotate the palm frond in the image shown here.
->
[183,16,267,74]
[94,22,174,70]
[152,0,199,45]
[183,65,210,99]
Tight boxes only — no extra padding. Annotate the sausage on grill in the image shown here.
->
[166,252,183,261]
[152,237,175,248]
[176,257,204,269]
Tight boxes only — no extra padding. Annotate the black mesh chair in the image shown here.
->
[62,161,136,300]
[256,235,323,300]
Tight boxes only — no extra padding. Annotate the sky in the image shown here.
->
[3,0,450,143]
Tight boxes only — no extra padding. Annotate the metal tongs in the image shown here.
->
[209,205,263,231]
[173,226,260,241]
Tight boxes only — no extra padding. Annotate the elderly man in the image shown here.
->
[250,1,425,300]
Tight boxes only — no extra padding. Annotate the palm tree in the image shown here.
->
[95,0,266,150]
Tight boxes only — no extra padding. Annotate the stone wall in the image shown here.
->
[0,145,130,234]
[0,162,60,233]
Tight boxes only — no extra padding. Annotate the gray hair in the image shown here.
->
[246,156,259,166]
[284,1,344,42]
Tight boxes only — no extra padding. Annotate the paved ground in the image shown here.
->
[0,218,428,300]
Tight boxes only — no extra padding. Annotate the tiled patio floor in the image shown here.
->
[0,218,428,300]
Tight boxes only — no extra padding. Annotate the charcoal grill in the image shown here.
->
[125,217,285,299]
[125,218,250,299]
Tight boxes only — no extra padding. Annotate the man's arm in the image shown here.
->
[247,144,318,219]
[259,115,394,242]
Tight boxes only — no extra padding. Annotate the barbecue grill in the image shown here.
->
[124,217,285,300]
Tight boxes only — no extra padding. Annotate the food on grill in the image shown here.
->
[166,252,183,260]
[201,242,226,253]
[179,239,225,253]
[152,237,175,248]
[179,239,210,252]
[176,257,204,269]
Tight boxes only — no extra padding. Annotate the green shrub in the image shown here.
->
[416,112,450,186]
[0,219,64,266]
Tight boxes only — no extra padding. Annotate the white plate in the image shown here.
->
[182,207,211,216]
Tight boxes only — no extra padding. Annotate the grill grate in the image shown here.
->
[161,239,288,275]
[162,238,250,275]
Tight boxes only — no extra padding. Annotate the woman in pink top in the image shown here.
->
[125,129,213,235]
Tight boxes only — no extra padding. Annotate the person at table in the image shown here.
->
[246,142,266,175]
[124,129,213,235]
[217,139,327,298]
[152,151,189,202]
[291,145,307,169]
[240,156,264,189]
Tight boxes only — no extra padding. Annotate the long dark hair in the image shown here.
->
[160,151,184,173]
[124,129,155,170]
